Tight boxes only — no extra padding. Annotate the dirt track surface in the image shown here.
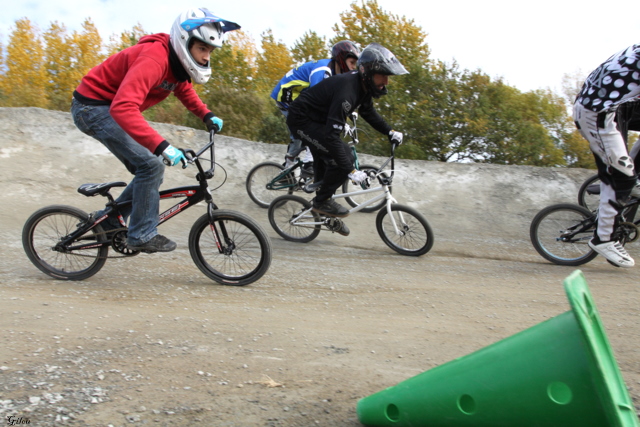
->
[1,108,639,426]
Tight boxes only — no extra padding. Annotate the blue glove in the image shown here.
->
[206,116,223,133]
[161,145,187,167]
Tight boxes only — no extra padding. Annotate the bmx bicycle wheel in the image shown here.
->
[341,164,388,213]
[530,203,598,266]
[246,161,295,208]
[577,174,601,212]
[22,205,108,280]
[375,204,434,256]
[268,195,321,243]
[189,210,272,286]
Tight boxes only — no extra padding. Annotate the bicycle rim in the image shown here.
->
[246,162,295,208]
[268,195,321,243]
[530,203,598,266]
[577,174,601,212]
[189,210,272,286]
[22,205,108,280]
[342,164,387,213]
[375,204,433,256]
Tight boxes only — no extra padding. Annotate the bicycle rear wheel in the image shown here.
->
[246,161,295,208]
[189,210,272,286]
[341,164,388,213]
[22,205,108,280]
[376,204,433,256]
[268,195,321,243]
[530,203,598,266]
[577,174,600,212]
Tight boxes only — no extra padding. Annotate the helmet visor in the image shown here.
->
[180,9,241,33]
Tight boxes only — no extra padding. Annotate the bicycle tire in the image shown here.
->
[268,195,321,243]
[22,205,108,280]
[341,164,388,213]
[577,174,600,212]
[375,204,434,256]
[530,203,598,266]
[189,210,272,286]
[246,162,295,208]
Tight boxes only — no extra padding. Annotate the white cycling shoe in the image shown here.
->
[588,239,635,268]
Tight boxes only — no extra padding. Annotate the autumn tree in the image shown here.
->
[43,19,104,111]
[291,31,328,63]
[106,23,146,54]
[330,0,430,157]
[254,29,294,94]
[0,18,47,108]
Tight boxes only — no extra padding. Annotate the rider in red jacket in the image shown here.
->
[71,8,239,253]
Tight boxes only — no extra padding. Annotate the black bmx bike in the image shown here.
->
[22,131,272,286]
[530,197,639,266]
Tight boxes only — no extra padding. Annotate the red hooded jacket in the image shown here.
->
[75,33,211,153]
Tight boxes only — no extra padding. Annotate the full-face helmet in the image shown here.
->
[331,40,360,74]
[357,43,408,98]
[170,8,240,84]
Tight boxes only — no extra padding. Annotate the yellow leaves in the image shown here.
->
[254,29,294,94]
[0,19,47,108]
[0,17,106,110]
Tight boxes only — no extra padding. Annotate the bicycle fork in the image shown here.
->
[205,203,236,255]
[382,198,410,237]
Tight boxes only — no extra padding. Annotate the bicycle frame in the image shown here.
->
[288,144,409,235]
[61,131,222,252]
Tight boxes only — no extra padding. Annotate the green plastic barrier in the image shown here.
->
[356,270,639,426]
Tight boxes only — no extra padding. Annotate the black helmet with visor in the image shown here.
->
[357,43,408,98]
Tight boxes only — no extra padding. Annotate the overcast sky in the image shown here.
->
[2,0,639,94]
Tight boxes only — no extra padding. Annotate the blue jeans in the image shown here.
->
[71,99,164,245]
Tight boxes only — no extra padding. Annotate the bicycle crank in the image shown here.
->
[618,222,640,243]
[323,217,345,232]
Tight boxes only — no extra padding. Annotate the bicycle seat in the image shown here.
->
[78,182,127,197]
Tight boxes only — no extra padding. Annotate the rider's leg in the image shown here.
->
[575,104,635,266]
[71,100,173,251]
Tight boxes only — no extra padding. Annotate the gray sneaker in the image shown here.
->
[336,222,350,236]
[631,183,640,198]
[127,235,177,253]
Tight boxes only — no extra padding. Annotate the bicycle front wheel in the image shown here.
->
[268,195,321,243]
[246,162,295,208]
[376,204,434,256]
[577,174,600,212]
[341,164,388,213]
[189,210,272,286]
[530,203,598,266]
[22,205,108,280]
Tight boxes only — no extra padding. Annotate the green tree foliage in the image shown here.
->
[0,19,47,108]
[291,31,328,63]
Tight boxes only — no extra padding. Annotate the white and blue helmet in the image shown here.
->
[170,8,240,84]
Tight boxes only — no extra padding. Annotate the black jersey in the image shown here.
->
[288,70,392,142]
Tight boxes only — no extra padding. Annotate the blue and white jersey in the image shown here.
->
[271,59,333,108]
[576,44,640,112]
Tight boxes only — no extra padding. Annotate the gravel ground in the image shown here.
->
[1,108,638,426]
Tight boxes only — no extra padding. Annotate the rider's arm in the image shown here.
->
[358,96,393,136]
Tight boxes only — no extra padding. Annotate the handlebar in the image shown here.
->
[176,129,218,180]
